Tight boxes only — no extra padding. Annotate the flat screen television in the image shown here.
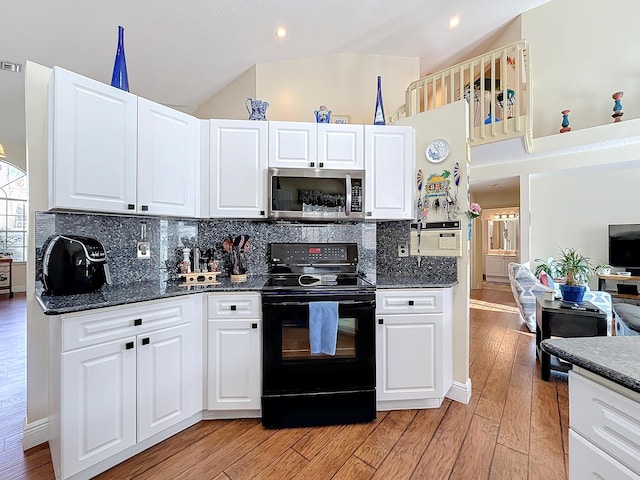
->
[608,224,640,269]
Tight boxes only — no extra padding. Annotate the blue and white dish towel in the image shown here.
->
[309,302,339,355]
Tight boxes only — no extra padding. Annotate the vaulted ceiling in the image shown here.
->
[0,0,550,161]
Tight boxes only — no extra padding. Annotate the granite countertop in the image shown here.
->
[375,277,458,289]
[541,337,640,394]
[37,275,270,315]
[37,274,458,316]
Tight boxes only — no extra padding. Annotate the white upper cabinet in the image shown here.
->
[48,66,137,214]
[269,121,363,169]
[137,98,199,217]
[317,123,364,169]
[209,120,268,218]
[48,67,199,217]
[269,121,317,168]
[364,125,415,220]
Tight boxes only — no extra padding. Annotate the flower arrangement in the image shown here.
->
[466,202,482,219]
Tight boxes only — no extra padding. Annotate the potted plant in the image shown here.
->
[594,263,612,276]
[556,247,594,303]
[533,256,561,280]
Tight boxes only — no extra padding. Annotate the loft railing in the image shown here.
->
[388,40,533,150]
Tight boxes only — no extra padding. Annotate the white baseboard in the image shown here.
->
[446,378,472,404]
[23,416,48,450]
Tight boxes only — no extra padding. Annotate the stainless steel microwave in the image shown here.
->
[268,168,365,221]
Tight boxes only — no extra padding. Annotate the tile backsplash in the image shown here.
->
[35,212,457,286]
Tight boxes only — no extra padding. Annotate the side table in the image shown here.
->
[536,296,607,380]
[0,257,13,298]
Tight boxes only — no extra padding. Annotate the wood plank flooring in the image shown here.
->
[0,287,570,480]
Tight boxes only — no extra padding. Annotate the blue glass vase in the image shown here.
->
[373,76,386,125]
[111,25,129,91]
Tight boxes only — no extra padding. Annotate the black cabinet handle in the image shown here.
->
[251,323,258,329]
[134,318,142,326]
[310,162,315,167]
[142,337,150,345]
[125,341,134,350]
[408,300,414,306]
[378,318,384,324]
[260,210,265,216]
[141,205,149,212]
[127,204,135,210]
[230,305,237,311]
[319,162,324,168]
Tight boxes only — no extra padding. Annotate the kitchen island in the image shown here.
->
[541,337,640,479]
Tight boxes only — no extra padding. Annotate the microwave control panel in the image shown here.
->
[351,179,363,212]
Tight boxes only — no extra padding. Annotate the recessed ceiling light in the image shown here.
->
[449,16,460,29]
[276,27,287,38]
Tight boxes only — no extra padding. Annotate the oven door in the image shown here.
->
[262,290,375,394]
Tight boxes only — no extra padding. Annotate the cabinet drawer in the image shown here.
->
[376,289,443,314]
[62,297,191,351]
[569,371,640,475]
[569,430,640,480]
[207,292,261,319]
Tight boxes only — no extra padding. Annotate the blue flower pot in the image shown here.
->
[559,284,587,303]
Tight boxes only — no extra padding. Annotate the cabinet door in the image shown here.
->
[376,313,442,401]
[61,337,136,478]
[269,121,317,168]
[210,120,267,218]
[137,323,195,442]
[569,430,640,480]
[364,125,414,220]
[317,124,364,169]
[208,319,261,411]
[137,98,198,217]
[49,66,137,214]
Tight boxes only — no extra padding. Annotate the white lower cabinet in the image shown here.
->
[49,296,203,480]
[206,292,262,417]
[568,370,640,479]
[376,288,452,410]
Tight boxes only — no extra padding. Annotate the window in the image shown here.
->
[0,161,28,262]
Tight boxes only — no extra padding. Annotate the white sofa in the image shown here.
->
[507,262,613,333]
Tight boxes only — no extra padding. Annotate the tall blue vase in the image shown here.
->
[111,25,129,91]
[373,76,386,125]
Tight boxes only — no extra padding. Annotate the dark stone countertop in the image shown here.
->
[541,337,640,394]
[37,275,270,315]
[375,277,458,289]
[37,275,458,316]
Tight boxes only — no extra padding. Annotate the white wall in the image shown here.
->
[522,0,640,138]
[24,61,52,448]
[193,66,257,120]
[195,53,419,124]
[397,100,471,395]
[531,162,640,288]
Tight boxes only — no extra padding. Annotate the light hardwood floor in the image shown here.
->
[0,287,569,480]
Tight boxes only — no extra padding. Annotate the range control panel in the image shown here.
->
[269,243,358,267]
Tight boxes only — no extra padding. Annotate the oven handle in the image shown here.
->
[345,174,352,216]
[262,299,375,307]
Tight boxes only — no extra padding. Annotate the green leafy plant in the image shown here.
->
[556,247,594,286]
[533,256,561,279]
[594,263,612,275]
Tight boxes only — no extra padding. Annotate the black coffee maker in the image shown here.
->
[42,235,112,295]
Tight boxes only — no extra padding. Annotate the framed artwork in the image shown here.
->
[332,115,350,124]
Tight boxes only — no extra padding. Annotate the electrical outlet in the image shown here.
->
[137,241,150,259]
[398,243,409,257]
